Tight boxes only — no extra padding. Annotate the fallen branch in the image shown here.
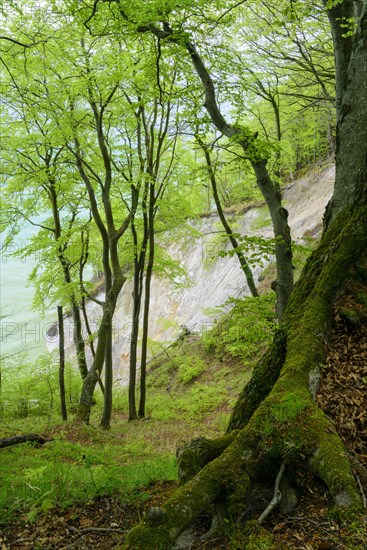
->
[0,433,50,449]
[67,525,123,535]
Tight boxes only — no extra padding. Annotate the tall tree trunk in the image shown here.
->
[70,299,89,379]
[128,220,148,420]
[80,284,105,394]
[138,182,155,419]
[57,305,67,421]
[47,176,89,381]
[100,325,113,429]
[124,4,367,546]
[77,274,126,424]
[188,39,294,319]
[251,161,293,320]
[196,135,259,297]
[323,0,367,226]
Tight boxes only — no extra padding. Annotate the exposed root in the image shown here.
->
[124,207,367,549]
[258,462,286,524]
[177,431,239,485]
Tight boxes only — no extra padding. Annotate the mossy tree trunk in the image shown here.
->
[124,3,367,546]
[125,206,367,549]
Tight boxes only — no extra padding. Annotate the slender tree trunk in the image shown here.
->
[186,40,294,319]
[46,176,90,381]
[70,300,89,379]
[196,136,259,297]
[80,284,105,394]
[128,220,148,420]
[100,325,113,429]
[138,183,155,419]
[251,161,293,320]
[100,263,114,429]
[77,274,126,424]
[128,262,145,420]
[57,305,67,421]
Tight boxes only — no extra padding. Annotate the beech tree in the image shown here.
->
[195,133,259,297]
[122,1,367,546]
[0,79,97,419]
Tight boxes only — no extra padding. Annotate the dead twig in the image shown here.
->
[67,525,123,535]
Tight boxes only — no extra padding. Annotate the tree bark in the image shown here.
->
[125,204,367,549]
[129,211,148,421]
[186,39,294,319]
[138,181,156,419]
[323,1,367,225]
[77,273,126,424]
[100,325,113,429]
[196,135,259,298]
[0,434,49,449]
[57,305,67,421]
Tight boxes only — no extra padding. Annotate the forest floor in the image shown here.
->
[1,297,366,549]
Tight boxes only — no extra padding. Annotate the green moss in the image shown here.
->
[229,520,276,550]
[124,524,169,549]
[177,431,239,485]
[271,392,309,423]
[308,410,361,506]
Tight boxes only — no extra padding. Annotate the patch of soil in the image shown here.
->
[0,481,176,549]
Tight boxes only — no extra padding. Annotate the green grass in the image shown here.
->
[0,293,284,527]
[0,430,177,525]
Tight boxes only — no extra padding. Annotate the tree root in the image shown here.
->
[177,430,239,485]
[258,462,285,524]
[124,208,367,549]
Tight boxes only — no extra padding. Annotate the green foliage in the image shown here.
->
[176,356,206,384]
[0,352,82,420]
[0,438,176,525]
[203,294,277,362]
[177,383,228,420]
[219,233,276,268]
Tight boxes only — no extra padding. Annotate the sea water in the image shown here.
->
[0,224,55,360]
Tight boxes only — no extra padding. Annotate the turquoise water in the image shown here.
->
[0,225,55,360]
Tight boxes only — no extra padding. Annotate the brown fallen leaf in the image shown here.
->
[79,517,93,528]
[273,522,286,532]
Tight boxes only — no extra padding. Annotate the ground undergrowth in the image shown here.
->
[1,288,366,549]
[0,294,275,548]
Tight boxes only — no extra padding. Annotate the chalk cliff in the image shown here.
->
[48,161,334,384]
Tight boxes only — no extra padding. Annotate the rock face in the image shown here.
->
[48,162,334,384]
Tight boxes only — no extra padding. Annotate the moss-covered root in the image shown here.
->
[177,430,239,485]
[227,329,287,433]
[308,412,361,507]
[124,442,252,549]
